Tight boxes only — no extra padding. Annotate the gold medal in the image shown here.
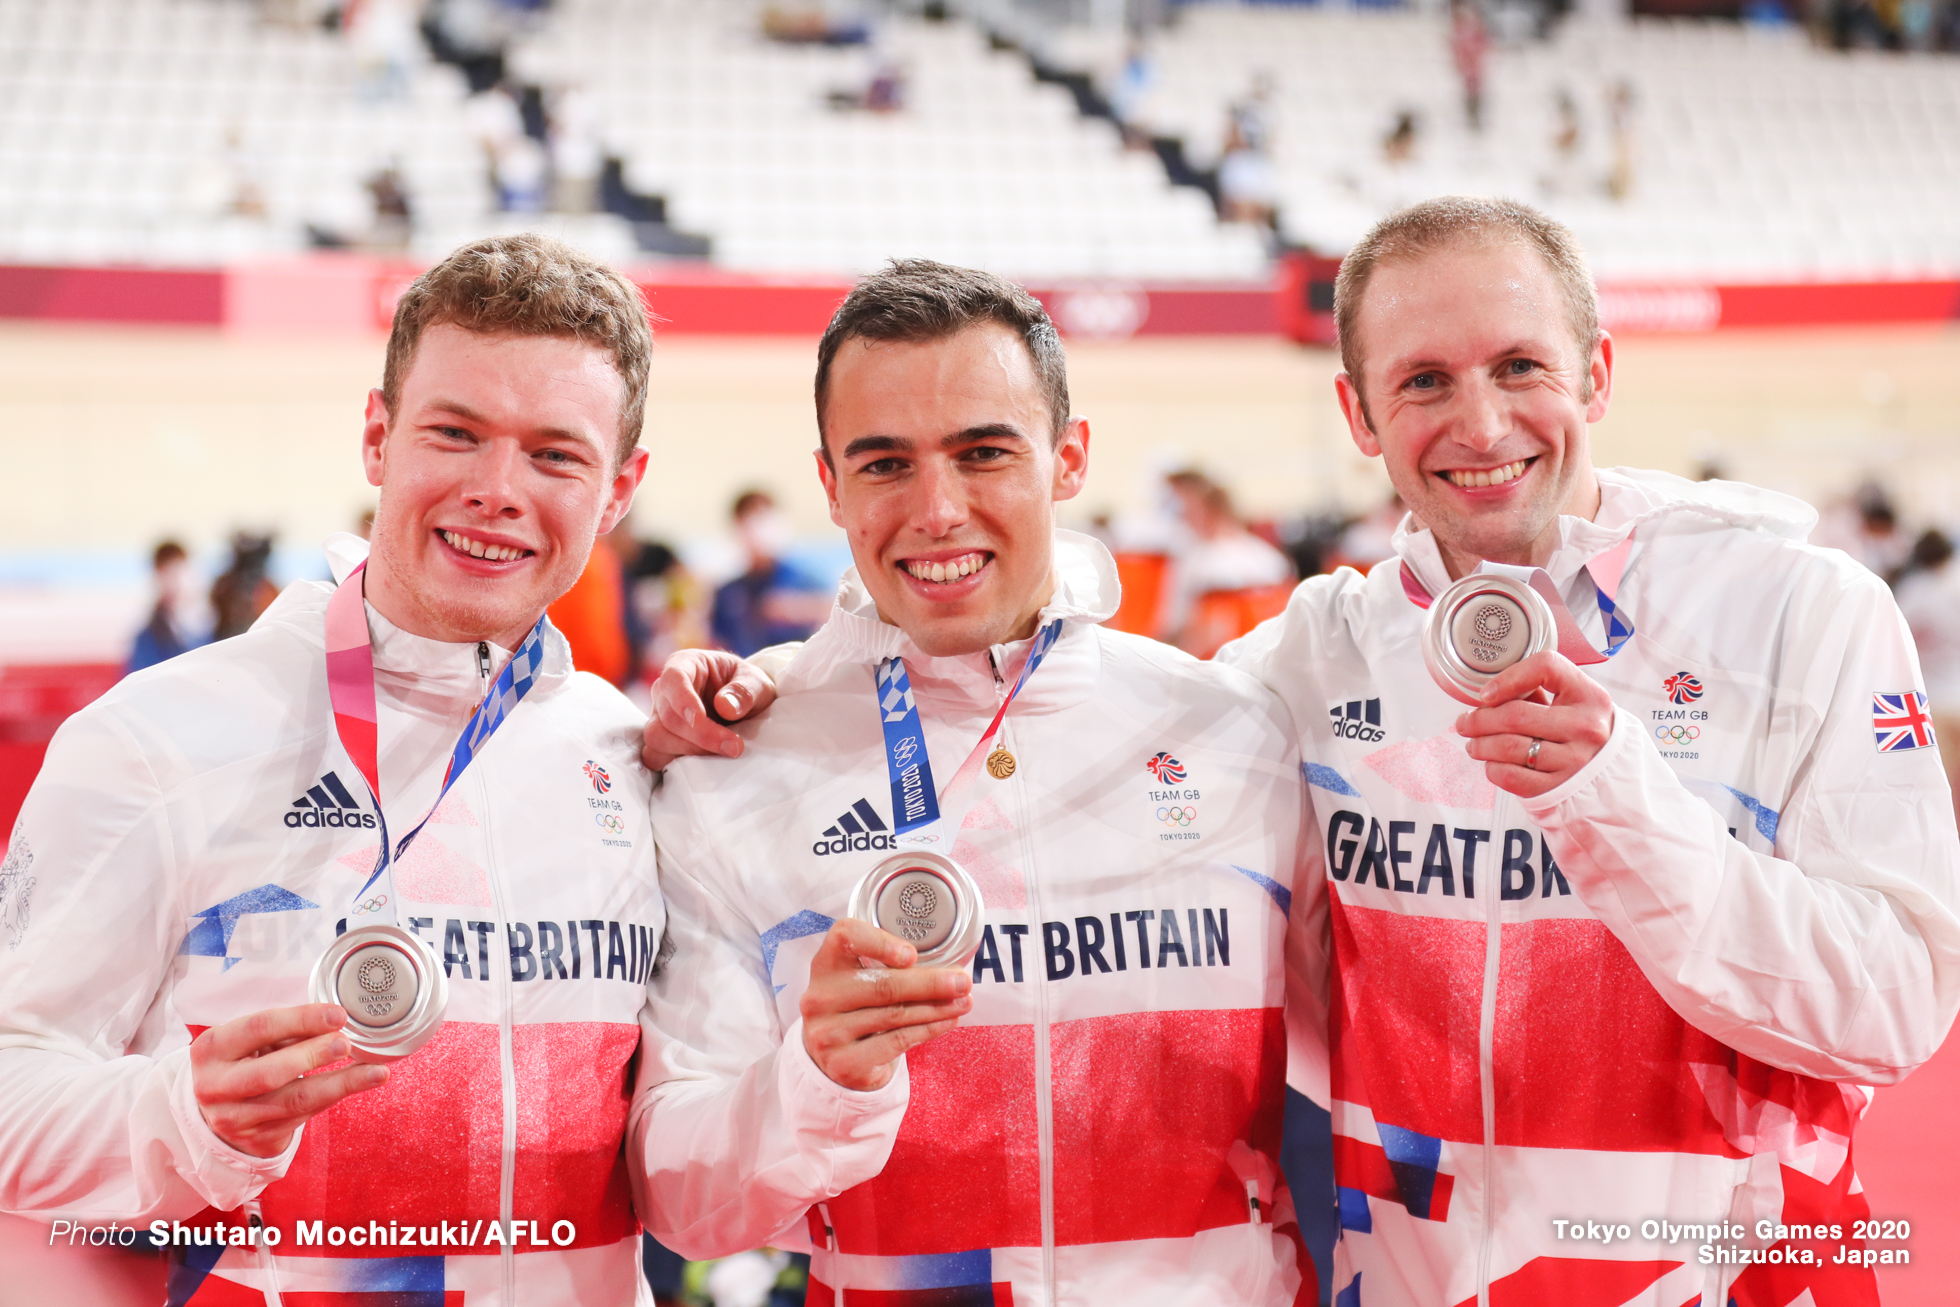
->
[985,747,1017,780]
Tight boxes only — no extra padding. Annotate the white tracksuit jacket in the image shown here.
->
[1215,468,1960,1307]
[0,538,662,1307]
[630,531,1328,1307]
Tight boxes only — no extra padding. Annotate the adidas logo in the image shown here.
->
[811,798,895,857]
[284,771,378,830]
[1329,698,1385,743]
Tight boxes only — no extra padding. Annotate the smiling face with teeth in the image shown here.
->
[817,323,1089,658]
[1334,237,1612,580]
[360,323,649,651]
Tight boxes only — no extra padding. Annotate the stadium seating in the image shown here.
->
[508,0,1269,278]
[0,0,1954,283]
[0,0,513,265]
[0,0,1268,279]
[1041,4,1960,282]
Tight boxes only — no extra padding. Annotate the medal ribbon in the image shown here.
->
[1398,536,1636,664]
[325,561,547,926]
[877,618,1065,845]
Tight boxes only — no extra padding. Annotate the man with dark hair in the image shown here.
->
[630,260,1325,1306]
[0,234,662,1304]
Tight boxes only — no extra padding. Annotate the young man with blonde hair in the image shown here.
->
[0,234,662,1305]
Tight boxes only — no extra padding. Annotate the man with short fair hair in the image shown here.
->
[630,259,1324,1306]
[1228,195,1960,1307]
[651,203,1960,1307]
[0,233,663,1305]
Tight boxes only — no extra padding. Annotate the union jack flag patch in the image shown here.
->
[1873,692,1936,753]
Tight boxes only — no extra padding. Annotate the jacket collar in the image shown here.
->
[786,529,1118,716]
[1392,465,1818,599]
[255,532,575,718]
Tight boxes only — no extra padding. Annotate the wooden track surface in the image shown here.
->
[3,322,1959,556]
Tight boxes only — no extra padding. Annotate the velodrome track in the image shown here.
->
[5,322,1960,561]
[0,320,1956,1304]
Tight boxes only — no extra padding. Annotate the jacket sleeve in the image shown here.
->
[0,706,300,1224]
[1286,781,1332,1109]
[1216,577,1343,1107]
[1522,565,1960,1083]
[628,764,908,1260]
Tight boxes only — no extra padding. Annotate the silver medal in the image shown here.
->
[1421,572,1557,706]
[309,923,448,1063]
[848,851,985,969]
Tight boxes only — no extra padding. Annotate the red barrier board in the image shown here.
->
[1,259,1956,337]
[1716,280,1960,327]
[0,264,223,325]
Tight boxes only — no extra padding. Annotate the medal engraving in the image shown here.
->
[1422,573,1557,705]
[310,923,448,1062]
[336,944,415,1027]
[874,871,955,951]
[849,852,985,968]
[1451,597,1528,670]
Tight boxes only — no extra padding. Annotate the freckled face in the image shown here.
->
[1335,238,1610,577]
[361,324,648,649]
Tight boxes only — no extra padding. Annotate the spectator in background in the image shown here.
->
[861,59,906,113]
[1817,478,1911,583]
[1163,474,1293,651]
[468,82,549,213]
[1894,528,1960,811]
[1329,489,1404,573]
[1108,39,1157,148]
[1382,109,1419,167]
[827,57,908,113]
[1450,0,1489,133]
[710,490,829,657]
[548,522,633,686]
[620,533,706,682]
[126,541,206,674]
[1606,79,1638,201]
[208,531,277,641]
[1218,75,1278,228]
[1544,87,1584,197]
[762,5,872,46]
[345,0,421,101]
[364,161,413,250]
[549,82,604,213]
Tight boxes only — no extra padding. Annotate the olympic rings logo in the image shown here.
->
[1157,806,1197,827]
[1655,724,1700,744]
[353,894,389,916]
[595,813,626,834]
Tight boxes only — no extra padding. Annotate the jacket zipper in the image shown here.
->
[1015,721,1057,1306]
[818,1201,842,1304]
[476,641,492,680]
[244,1199,284,1307]
[1474,795,1509,1307]
[477,763,519,1304]
[990,643,1055,1303]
